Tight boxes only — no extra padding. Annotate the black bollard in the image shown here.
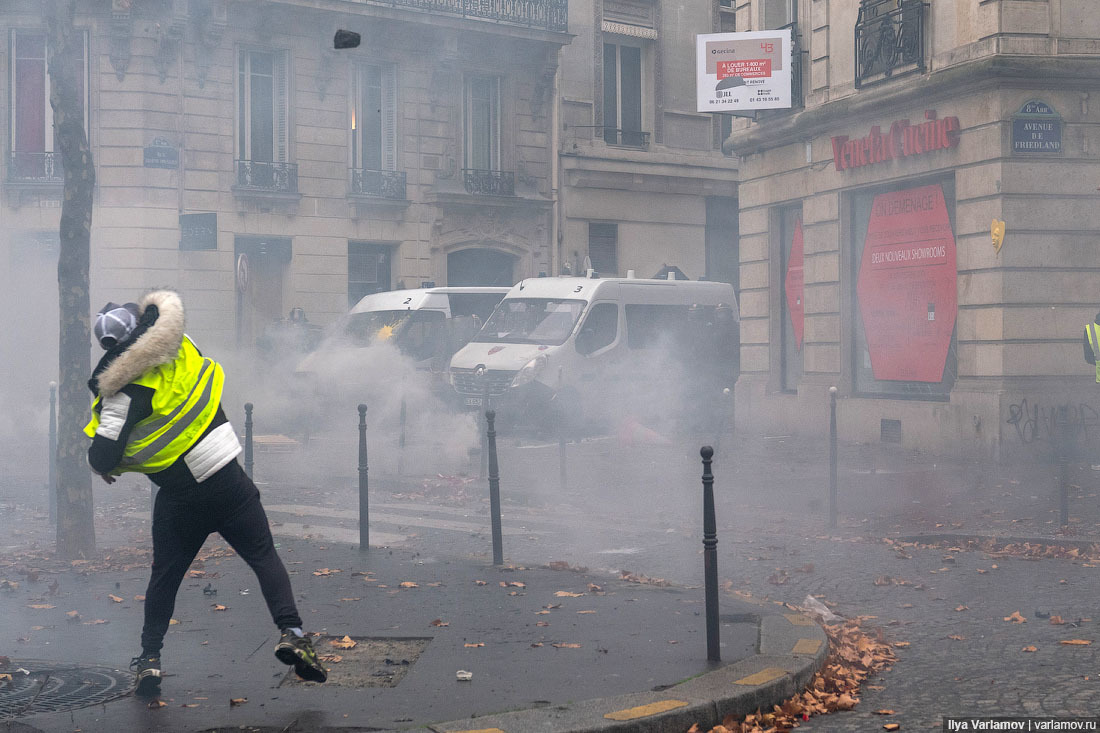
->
[48,382,57,523]
[828,386,838,530]
[244,402,254,479]
[358,404,369,552]
[486,410,504,566]
[479,383,490,480]
[701,446,720,663]
[1055,405,1070,528]
[557,366,567,491]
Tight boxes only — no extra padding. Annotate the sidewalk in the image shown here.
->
[0,536,826,733]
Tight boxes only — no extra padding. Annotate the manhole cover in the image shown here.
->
[281,636,430,689]
[0,659,133,717]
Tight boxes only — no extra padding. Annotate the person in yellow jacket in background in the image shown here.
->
[85,290,327,696]
[1085,312,1100,383]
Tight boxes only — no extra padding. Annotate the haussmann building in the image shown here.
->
[725,0,1100,459]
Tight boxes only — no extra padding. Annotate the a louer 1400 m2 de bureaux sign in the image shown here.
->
[696,29,792,112]
[831,111,961,171]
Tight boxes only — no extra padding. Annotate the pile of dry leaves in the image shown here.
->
[689,615,897,733]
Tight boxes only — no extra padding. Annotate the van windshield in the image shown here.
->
[474,298,585,345]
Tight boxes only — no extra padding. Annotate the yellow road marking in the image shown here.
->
[734,667,787,686]
[783,613,817,626]
[792,638,823,655]
[603,699,689,721]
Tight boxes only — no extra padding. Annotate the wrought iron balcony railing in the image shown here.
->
[462,169,514,196]
[601,127,650,148]
[7,151,64,183]
[351,168,407,199]
[234,160,298,193]
[372,0,567,32]
[855,0,927,89]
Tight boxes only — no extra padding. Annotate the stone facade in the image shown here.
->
[727,0,1100,459]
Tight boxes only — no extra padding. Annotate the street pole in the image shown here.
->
[243,402,254,479]
[701,445,720,663]
[828,386,838,530]
[48,382,57,523]
[358,403,369,552]
[487,409,504,566]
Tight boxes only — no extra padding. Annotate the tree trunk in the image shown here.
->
[48,0,95,558]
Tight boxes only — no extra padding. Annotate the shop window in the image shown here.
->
[850,178,957,398]
[588,223,618,276]
[348,241,391,307]
[779,206,803,391]
[603,41,648,148]
[9,29,87,183]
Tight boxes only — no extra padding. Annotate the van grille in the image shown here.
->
[451,368,517,397]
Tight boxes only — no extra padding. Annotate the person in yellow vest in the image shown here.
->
[1086,312,1100,383]
[85,290,326,696]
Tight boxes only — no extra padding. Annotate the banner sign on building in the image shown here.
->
[696,29,792,113]
[1011,100,1062,155]
[856,184,957,383]
[179,212,217,251]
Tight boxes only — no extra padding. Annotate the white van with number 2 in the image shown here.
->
[447,274,738,425]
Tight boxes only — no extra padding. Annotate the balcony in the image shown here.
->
[377,0,567,32]
[350,168,407,200]
[462,169,515,196]
[855,0,928,89]
[7,151,64,184]
[235,160,298,192]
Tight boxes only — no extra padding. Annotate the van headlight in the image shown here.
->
[511,355,548,388]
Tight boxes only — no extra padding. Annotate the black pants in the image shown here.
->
[141,460,302,654]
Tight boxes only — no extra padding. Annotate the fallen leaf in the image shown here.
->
[892,641,910,648]
[169,618,180,625]
[134,595,145,602]
[430,619,449,627]
[954,605,969,612]
[212,604,228,611]
[27,604,54,610]
[1022,645,1038,652]
[1050,616,1066,625]
[554,591,583,597]
[587,583,603,592]
[536,621,550,627]
[330,635,358,649]
[108,594,123,603]
[474,580,487,586]
[464,642,484,648]
[82,619,109,625]
[1004,611,1027,624]
[552,642,581,648]
[884,725,901,731]
[577,610,596,614]
[229,697,248,706]
[181,703,200,708]
[508,582,526,588]
[977,569,989,574]
[320,654,342,663]
[873,709,897,715]
[531,642,543,647]
[399,582,418,588]
[1061,639,1092,646]
[148,699,166,709]
[312,568,339,577]
[948,634,966,641]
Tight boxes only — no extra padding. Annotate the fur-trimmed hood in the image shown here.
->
[93,290,186,398]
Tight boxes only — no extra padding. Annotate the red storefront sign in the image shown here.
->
[832,111,960,172]
[784,218,804,349]
[855,184,957,383]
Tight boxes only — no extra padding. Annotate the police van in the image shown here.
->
[447,274,738,429]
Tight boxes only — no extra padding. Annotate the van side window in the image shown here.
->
[625,304,692,349]
[577,303,618,355]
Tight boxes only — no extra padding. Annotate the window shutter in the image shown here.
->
[382,65,396,171]
[275,51,287,162]
[588,223,618,276]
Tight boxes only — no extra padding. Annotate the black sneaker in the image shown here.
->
[275,631,327,683]
[129,653,162,696]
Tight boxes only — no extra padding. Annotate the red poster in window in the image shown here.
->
[856,184,957,382]
[784,218,804,350]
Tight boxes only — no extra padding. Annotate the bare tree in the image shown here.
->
[48,0,95,557]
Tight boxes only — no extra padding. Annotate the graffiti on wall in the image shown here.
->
[1006,399,1100,445]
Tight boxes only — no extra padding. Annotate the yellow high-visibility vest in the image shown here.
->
[1088,323,1100,384]
[84,336,225,474]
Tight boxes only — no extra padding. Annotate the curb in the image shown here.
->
[423,610,828,733]
[894,533,1100,551]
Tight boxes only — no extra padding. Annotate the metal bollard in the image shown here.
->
[486,409,504,566]
[244,402,254,479]
[557,366,567,491]
[358,404,369,552]
[48,382,57,523]
[701,446,720,663]
[828,387,838,530]
[479,384,490,480]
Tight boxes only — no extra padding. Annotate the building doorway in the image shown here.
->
[447,247,515,286]
[234,235,291,349]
